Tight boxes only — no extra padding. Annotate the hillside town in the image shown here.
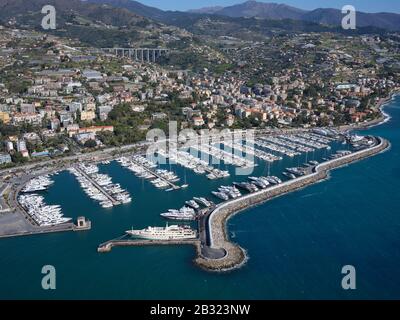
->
[0,25,399,168]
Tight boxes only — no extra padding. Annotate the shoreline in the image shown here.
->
[0,94,397,266]
[339,90,399,132]
[1,91,398,177]
[195,136,390,272]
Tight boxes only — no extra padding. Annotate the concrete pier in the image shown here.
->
[98,238,201,253]
[129,158,181,190]
[0,217,91,239]
[74,166,121,205]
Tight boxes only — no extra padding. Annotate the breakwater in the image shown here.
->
[98,238,201,253]
[195,136,390,271]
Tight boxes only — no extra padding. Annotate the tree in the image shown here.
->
[11,152,28,164]
[84,140,97,148]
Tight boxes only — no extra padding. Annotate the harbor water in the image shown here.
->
[0,96,400,299]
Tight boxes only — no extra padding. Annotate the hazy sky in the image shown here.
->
[138,0,400,13]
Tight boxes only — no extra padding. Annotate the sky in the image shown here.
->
[138,0,400,13]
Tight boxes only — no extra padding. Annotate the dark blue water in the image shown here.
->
[1,96,399,300]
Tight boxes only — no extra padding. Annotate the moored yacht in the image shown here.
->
[193,197,212,207]
[185,200,200,209]
[126,224,197,240]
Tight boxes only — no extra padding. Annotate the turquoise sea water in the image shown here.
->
[1,96,400,300]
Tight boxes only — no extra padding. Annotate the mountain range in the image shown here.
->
[87,0,400,32]
[0,0,147,27]
[190,1,306,20]
[0,0,398,49]
[190,1,400,31]
[0,0,163,47]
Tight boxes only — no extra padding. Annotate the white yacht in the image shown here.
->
[126,224,197,240]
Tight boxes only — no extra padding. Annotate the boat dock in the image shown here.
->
[129,158,181,190]
[74,166,121,205]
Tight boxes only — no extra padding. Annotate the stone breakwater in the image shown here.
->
[195,137,390,272]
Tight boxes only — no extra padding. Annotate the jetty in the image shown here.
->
[0,217,91,239]
[130,158,181,190]
[97,236,200,253]
[74,166,121,205]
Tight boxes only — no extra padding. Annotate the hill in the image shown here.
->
[192,0,400,31]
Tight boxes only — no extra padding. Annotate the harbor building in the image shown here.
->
[74,217,91,230]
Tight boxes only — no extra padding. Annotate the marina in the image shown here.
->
[88,131,388,273]
[6,128,362,238]
[95,133,388,273]
[117,155,182,190]
[21,175,54,193]
[254,137,300,157]
[18,194,71,227]
[156,148,230,180]
[190,143,256,168]
[69,164,131,208]
[0,120,392,280]
[0,111,396,298]
[280,134,330,150]
[221,140,282,162]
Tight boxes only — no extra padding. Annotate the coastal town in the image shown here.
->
[0,25,399,169]
[0,19,398,270]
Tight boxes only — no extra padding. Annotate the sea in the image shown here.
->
[0,95,399,300]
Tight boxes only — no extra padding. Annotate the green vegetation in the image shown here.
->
[11,152,28,164]
[96,104,146,146]
[84,140,97,148]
